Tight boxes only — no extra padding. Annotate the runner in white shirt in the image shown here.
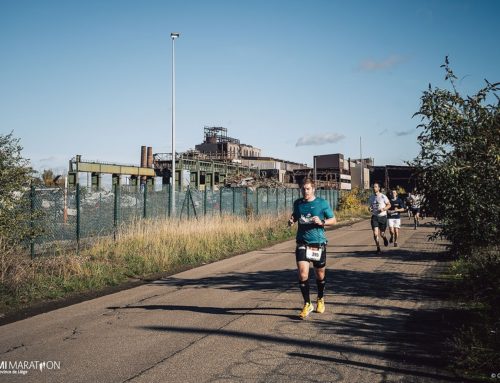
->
[368,182,392,254]
[409,189,422,229]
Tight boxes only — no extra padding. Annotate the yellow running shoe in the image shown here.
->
[299,302,314,319]
[316,298,325,313]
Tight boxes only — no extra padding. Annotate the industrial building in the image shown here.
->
[194,126,261,160]
[370,165,416,193]
[306,154,352,190]
[68,127,289,190]
[240,156,308,184]
[67,126,389,192]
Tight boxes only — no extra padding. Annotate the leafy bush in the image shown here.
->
[412,59,500,380]
[411,58,499,254]
[338,187,369,211]
[0,132,36,245]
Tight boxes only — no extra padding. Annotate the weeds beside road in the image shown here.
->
[0,208,369,319]
[446,246,500,381]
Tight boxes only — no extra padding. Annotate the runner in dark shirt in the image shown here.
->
[387,189,405,247]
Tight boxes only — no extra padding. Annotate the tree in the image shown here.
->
[411,58,500,254]
[0,131,35,244]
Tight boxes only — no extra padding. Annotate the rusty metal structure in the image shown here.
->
[153,152,258,190]
[194,126,261,160]
[68,153,155,188]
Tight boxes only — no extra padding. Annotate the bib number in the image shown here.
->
[306,246,322,261]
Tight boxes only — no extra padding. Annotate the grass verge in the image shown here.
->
[445,246,500,381]
[1,208,369,320]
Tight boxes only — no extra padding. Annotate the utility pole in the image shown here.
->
[360,136,364,190]
[170,32,180,216]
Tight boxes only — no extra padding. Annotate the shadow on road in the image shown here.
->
[139,322,462,382]
[133,247,466,381]
[108,304,299,320]
[151,248,450,301]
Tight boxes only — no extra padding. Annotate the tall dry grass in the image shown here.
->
[1,206,370,314]
[0,214,293,313]
[89,213,294,276]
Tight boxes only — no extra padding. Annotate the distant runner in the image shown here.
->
[288,178,336,319]
[368,182,391,254]
[387,189,406,247]
[405,193,413,220]
[409,189,423,229]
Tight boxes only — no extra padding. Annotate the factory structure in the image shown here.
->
[68,126,415,192]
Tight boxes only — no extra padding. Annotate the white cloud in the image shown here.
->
[378,128,389,135]
[395,129,415,136]
[359,55,407,72]
[296,133,345,147]
[38,156,58,163]
[30,156,68,174]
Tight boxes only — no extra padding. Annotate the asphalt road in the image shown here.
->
[0,218,464,383]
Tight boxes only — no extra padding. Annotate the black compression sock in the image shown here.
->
[316,278,326,299]
[299,279,310,304]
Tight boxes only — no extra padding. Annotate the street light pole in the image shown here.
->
[170,32,180,216]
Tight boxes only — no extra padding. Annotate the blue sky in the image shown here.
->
[1,0,499,174]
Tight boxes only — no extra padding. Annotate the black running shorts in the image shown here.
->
[371,215,387,231]
[295,243,327,268]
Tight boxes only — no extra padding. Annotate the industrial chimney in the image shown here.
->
[140,146,147,168]
[147,147,153,168]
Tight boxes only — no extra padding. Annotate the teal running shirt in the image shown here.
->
[292,197,334,244]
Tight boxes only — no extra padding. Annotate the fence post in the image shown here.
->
[232,188,235,215]
[168,184,171,218]
[275,188,279,213]
[113,184,119,240]
[30,185,35,259]
[267,188,269,212]
[256,188,259,215]
[143,183,148,219]
[204,187,207,217]
[165,185,169,219]
[76,183,81,253]
[219,187,223,217]
[244,187,248,218]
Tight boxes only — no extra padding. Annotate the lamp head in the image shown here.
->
[171,32,180,40]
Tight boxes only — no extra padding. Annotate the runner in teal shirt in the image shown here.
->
[288,178,336,319]
[292,197,334,245]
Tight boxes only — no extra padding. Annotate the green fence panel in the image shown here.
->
[24,185,341,255]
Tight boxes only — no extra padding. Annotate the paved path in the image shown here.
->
[0,218,463,382]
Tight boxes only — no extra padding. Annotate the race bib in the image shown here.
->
[306,246,322,261]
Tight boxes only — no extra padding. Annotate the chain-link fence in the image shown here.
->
[27,185,339,257]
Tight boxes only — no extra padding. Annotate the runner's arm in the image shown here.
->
[396,199,406,212]
[289,201,299,226]
[323,216,337,226]
[312,202,336,226]
[382,197,391,213]
[311,215,336,226]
